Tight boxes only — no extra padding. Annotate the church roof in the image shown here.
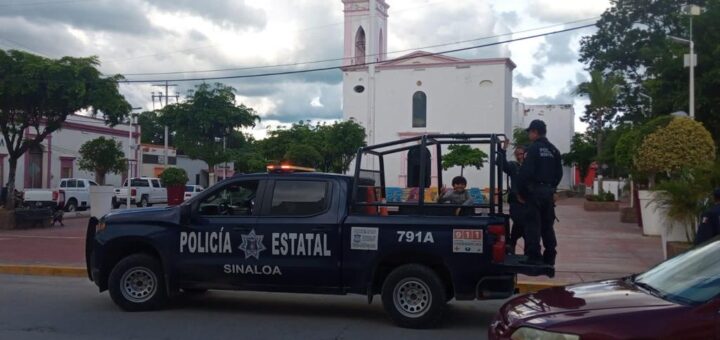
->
[342,50,516,71]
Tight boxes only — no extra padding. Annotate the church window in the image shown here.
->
[355,27,366,65]
[412,91,427,128]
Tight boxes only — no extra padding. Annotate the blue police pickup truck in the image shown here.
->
[86,134,553,328]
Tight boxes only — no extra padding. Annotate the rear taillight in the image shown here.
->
[488,224,506,263]
[131,188,137,197]
[52,191,58,201]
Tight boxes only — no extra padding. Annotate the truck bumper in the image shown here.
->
[476,275,516,300]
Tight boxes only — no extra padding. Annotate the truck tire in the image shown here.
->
[137,196,149,208]
[381,264,447,328]
[112,198,121,209]
[108,254,167,311]
[65,198,77,212]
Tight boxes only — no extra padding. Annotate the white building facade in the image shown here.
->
[340,0,575,191]
[0,114,141,190]
[511,102,576,189]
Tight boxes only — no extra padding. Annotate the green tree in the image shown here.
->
[441,144,488,176]
[161,83,259,181]
[284,144,323,168]
[614,115,675,175]
[635,117,716,187]
[512,127,530,147]
[573,70,621,157]
[258,120,366,173]
[137,111,168,145]
[579,0,720,145]
[78,137,127,185]
[562,133,597,182]
[0,50,130,209]
[317,120,366,173]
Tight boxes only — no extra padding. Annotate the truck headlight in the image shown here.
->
[511,327,580,340]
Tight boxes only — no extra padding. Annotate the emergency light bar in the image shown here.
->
[266,164,316,173]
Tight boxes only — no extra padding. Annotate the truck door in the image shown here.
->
[150,179,163,203]
[176,179,263,286]
[244,179,341,289]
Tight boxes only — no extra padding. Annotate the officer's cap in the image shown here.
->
[526,119,547,135]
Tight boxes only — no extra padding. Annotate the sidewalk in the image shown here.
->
[519,197,663,285]
[0,198,664,287]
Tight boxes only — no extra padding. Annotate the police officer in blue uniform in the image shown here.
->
[695,188,720,245]
[517,120,563,265]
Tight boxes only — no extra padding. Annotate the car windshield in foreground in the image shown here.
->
[635,238,720,305]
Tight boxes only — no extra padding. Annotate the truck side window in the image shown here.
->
[198,180,259,216]
[77,181,85,188]
[151,179,161,188]
[60,180,67,188]
[269,181,328,216]
[67,179,77,188]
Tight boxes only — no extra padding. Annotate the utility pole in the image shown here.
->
[151,81,179,168]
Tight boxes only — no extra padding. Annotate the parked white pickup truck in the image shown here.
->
[22,189,60,209]
[58,178,98,212]
[113,177,167,208]
[22,178,98,211]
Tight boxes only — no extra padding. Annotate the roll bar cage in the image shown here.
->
[351,133,509,215]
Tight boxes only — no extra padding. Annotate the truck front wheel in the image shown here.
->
[381,264,447,328]
[108,254,167,311]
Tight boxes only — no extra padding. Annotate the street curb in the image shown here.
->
[0,264,561,292]
[0,264,86,277]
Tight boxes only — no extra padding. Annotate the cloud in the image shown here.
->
[526,0,610,23]
[532,64,545,79]
[533,33,576,65]
[514,73,535,87]
[500,11,520,28]
[521,79,577,105]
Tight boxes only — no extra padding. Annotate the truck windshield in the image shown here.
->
[635,239,720,305]
[130,179,149,187]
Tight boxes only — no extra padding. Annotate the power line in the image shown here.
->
[119,23,596,84]
[104,0,449,63]
[0,0,96,8]
[120,17,599,77]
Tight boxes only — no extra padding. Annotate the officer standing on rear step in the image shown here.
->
[517,120,563,266]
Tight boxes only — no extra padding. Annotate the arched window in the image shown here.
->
[412,91,427,128]
[355,27,366,65]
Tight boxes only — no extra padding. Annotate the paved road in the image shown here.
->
[0,274,502,340]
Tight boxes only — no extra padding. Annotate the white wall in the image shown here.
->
[0,114,140,190]
[343,62,513,189]
[513,104,575,189]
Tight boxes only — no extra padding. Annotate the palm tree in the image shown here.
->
[573,70,620,158]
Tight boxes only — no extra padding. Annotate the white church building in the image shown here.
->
[340,0,574,191]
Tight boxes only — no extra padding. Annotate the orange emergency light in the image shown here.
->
[266,164,316,173]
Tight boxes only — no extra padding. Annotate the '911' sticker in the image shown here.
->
[452,229,483,253]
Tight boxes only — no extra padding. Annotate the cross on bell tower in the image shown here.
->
[342,0,389,66]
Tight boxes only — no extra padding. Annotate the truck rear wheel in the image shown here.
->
[137,196,148,208]
[381,264,447,328]
[108,254,167,311]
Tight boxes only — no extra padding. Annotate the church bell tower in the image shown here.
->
[342,0,389,66]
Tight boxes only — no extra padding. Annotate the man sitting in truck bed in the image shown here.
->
[438,176,474,205]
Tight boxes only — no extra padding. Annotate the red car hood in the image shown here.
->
[503,279,677,325]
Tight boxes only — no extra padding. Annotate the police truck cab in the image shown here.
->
[86,134,553,328]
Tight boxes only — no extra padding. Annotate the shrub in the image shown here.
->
[159,167,189,187]
[585,190,615,202]
[634,117,716,186]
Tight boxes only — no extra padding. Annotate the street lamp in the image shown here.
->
[667,5,703,120]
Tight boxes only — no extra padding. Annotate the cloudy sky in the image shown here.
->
[0,0,610,137]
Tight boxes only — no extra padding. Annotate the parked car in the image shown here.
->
[489,238,720,340]
[86,134,553,328]
[58,178,98,212]
[22,189,60,209]
[184,185,204,201]
[113,177,167,208]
